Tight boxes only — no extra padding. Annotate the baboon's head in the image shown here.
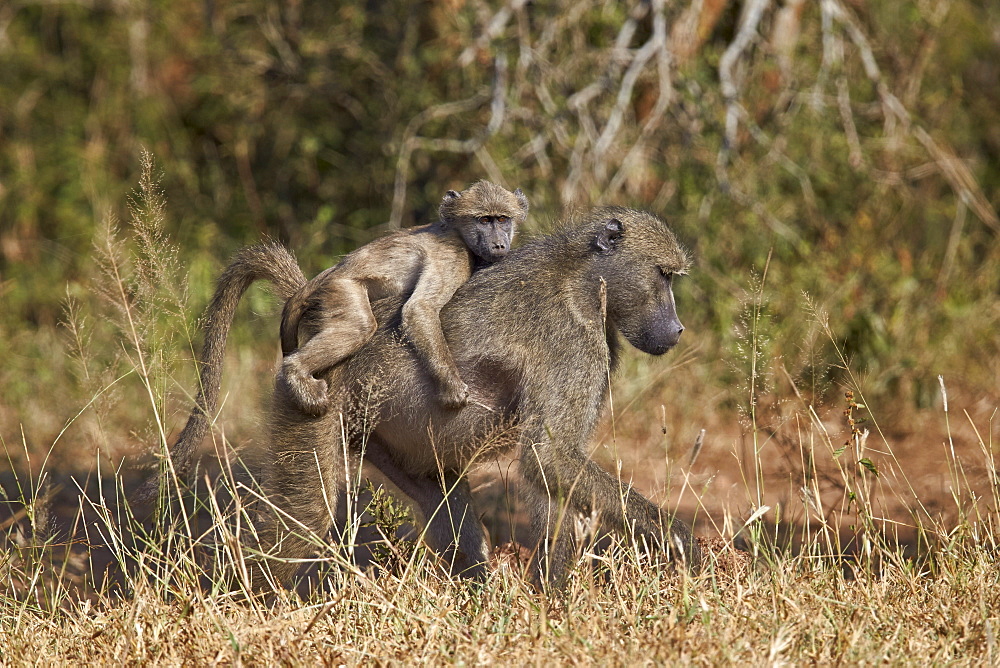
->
[440,180,529,263]
[588,207,690,355]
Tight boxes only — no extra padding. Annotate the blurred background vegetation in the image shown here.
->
[0,0,998,480]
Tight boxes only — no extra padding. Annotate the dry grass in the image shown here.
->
[3,495,1000,664]
[4,371,999,665]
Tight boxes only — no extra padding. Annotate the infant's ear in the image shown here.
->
[440,190,463,220]
[513,188,529,214]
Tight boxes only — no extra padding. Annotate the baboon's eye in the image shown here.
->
[659,267,673,281]
[497,215,508,223]
[479,215,493,224]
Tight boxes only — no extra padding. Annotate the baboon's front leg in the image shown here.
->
[519,433,701,588]
[424,472,490,578]
[399,264,470,409]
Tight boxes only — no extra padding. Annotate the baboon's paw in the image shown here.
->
[278,366,331,416]
[438,380,470,409]
[292,376,331,416]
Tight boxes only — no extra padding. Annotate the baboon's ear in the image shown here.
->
[440,190,462,221]
[594,218,625,253]
[514,188,529,214]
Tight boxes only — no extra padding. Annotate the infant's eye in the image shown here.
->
[479,215,492,224]
[497,215,508,223]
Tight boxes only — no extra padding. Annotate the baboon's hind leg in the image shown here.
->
[363,440,490,578]
[252,483,339,591]
[252,415,348,590]
[279,278,377,416]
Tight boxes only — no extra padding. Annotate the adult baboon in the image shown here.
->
[261,206,700,589]
[280,180,528,416]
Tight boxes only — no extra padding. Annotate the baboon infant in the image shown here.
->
[279,180,528,415]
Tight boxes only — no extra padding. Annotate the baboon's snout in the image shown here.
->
[664,317,684,348]
[488,239,510,259]
[642,312,684,355]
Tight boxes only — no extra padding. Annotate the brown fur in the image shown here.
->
[258,207,700,590]
[278,180,529,415]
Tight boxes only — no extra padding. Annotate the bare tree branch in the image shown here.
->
[717,0,773,176]
[390,55,508,228]
[825,0,999,232]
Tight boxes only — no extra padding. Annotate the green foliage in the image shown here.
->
[1,0,998,438]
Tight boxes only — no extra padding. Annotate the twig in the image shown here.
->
[734,104,818,212]
[836,77,864,169]
[717,0,773,175]
[913,127,1000,232]
[936,198,968,293]
[458,0,528,68]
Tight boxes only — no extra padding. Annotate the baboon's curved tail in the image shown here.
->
[134,241,306,504]
[279,285,308,356]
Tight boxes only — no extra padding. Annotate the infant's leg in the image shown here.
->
[279,279,377,416]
